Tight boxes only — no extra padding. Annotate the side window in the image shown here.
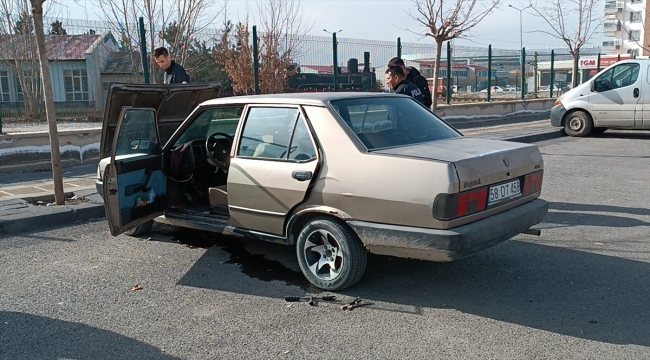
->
[174,106,243,146]
[595,64,640,92]
[115,108,158,157]
[238,107,299,159]
[288,115,317,161]
[611,63,640,89]
[594,68,613,92]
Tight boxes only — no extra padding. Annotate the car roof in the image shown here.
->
[199,92,404,107]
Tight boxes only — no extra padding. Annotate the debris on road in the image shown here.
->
[131,284,143,291]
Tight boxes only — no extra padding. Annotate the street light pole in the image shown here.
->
[509,4,530,92]
[509,5,529,59]
[324,29,343,92]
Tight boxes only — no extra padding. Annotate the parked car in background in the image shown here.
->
[551,59,650,136]
[480,86,504,93]
[98,89,549,291]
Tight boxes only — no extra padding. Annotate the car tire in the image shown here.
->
[564,110,593,137]
[296,217,367,291]
[591,127,608,134]
[125,220,154,237]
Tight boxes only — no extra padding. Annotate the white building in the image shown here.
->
[603,0,649,57]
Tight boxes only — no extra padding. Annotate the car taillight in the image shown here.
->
[434,187,488,221]
[523,171,543,196]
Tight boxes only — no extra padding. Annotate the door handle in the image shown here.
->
[292,171,313,181]
[634,88,639,98]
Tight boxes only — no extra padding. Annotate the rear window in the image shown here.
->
[330,97,460,150]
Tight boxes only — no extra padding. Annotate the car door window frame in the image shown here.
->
[235,104,319,163]
[162,104,247,151]
[112,106,161,157]
[594,63,640,92]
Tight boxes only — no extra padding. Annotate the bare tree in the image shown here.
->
[91,0,225,83]
[0,0,41,116]
[255,0,312,94]
[407,0,500,110]
[529,0,601,88]
[30,0,64,204]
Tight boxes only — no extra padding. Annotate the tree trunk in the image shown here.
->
[31,0,64,205]
[432,40,444,111]
[572,49,580,88]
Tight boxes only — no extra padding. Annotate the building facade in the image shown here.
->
[603,0,649,57]
[0,33,130,112]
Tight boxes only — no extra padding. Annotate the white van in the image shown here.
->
[550,59,650,136]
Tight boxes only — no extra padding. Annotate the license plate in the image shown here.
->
[488,180,521,205]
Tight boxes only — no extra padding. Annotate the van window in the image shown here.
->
[594,63,640,92]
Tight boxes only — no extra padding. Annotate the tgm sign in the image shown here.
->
[579,56,630,69]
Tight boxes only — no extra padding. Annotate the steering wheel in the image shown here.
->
[205,132,234,170]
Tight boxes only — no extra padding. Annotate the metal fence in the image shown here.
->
[42,17,616,104]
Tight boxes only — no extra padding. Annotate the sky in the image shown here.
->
[60,0,605,51]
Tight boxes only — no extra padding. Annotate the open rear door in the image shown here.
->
[103,107,167,236]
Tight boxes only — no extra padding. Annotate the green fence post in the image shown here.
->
[617,54,621,61]
[138,17,150,84]
[534,52,538,95]
[487,45,492,102]
[252,25,260,95]
[550,50,555,98]
[333,32,338,92]
[520,47,526,100]
[597,53,601,73]
[397,37,402,58]
[0,106,3,134]
[446,41,451,104]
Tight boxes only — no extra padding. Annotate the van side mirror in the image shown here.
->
[590,81,595,92]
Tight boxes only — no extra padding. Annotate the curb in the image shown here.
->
[0,202,105,236]
[502,129,566,144]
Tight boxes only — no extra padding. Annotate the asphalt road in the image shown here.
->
[1,131,649,359]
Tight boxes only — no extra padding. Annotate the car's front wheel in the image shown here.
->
[296,217,367,291]
[125,220,153,237]
[564,110,593,137]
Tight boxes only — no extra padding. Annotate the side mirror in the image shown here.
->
[590,81,595,92]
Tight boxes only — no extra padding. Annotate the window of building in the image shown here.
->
[64,70,89,101]
[629,30,641,41]
[631,0,642,3]
[0,71,10,102]
[630,11,642,22]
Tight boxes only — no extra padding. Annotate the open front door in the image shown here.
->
[104,107,167,236]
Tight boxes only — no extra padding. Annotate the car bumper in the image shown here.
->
[347,199,549,262]
[550,104,567,127]
[96,180,104,199]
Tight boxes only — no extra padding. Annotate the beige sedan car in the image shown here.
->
[99,84,548,291]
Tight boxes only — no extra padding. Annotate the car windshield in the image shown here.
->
[330,97,460,150]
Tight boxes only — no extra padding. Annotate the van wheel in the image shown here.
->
[564,110,593,137]
[296,217,367,291]
[125,220,153,237]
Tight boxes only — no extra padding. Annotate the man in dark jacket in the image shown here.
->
[388,57,432,108]
[385,66,423,103]
[154,47,190,84]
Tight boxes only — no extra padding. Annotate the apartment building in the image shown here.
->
[603,0,649,57]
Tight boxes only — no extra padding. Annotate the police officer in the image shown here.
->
[385,66,423,103]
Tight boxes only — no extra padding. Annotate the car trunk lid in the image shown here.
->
[100,82,221,159]
[375,137,543,191]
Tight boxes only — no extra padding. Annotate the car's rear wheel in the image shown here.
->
[296,217,367,291]
[564,110,593,137]
[125,220,153,237]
